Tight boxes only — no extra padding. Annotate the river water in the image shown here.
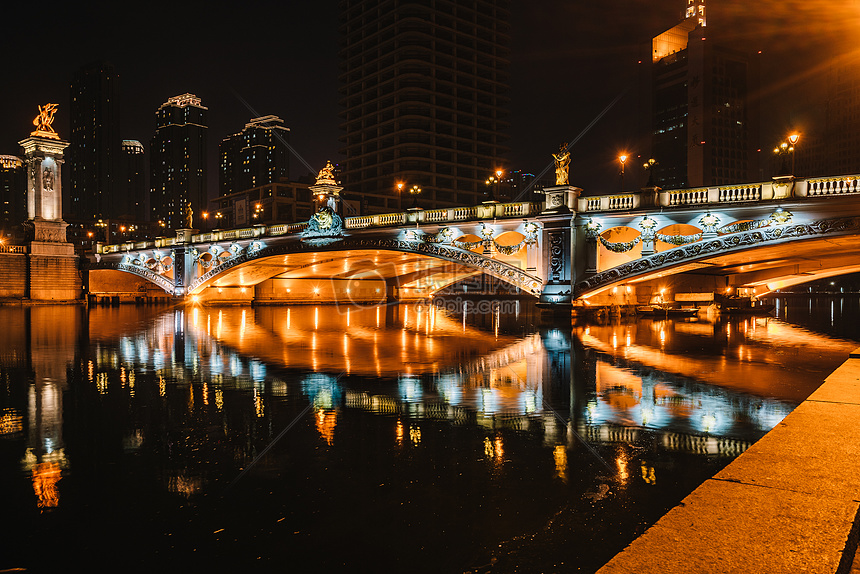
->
[0,296,855,572]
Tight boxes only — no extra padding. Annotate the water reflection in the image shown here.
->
[1,302,856,572]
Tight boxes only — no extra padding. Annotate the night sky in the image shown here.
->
[2,1,857,196]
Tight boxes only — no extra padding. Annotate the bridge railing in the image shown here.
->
[94,201,542,254]
[577,174,860,213]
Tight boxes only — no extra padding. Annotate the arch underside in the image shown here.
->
[91,262,176,293]
[577,216,860,297]
[188,237,543,297]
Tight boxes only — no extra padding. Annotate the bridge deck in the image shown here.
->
[597,351,860,573]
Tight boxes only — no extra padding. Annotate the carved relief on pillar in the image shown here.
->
[548,231,565,281]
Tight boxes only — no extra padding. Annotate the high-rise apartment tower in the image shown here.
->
[338,0,511,211]
[650,0,758,188]
[150,94,208,229]
[68,61,121,220]
[220,115,291,197]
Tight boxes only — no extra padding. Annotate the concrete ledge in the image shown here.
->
[598,356,860,574]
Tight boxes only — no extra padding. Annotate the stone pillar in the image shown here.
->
[310,182,344,215]
[18,135,80,302]
[541,185,582,214]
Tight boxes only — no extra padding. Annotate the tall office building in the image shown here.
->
[68,61,121,220]
[338,0,511,211]
[220,115,291,197]
[0,155,25,230]
[121,140,147,221]
[650,0,758,188]
[150,94,208,229]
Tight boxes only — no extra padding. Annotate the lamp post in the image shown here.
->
[484,169,502,203]
[773,141,794,176]
[397,182,404,211]
[409,185,422,210]
[643,158,657,187]
[618,154,628,190]
[788,133,799,175]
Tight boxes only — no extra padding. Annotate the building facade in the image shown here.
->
[150,94,208,230]
[220,115,291,197]
[121,140,147,221]
[0,155,25,233]
[338,0,511,211]
[68,61,121,220]
[650,1,759,189]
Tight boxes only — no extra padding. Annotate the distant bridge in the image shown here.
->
[90,174,860,308]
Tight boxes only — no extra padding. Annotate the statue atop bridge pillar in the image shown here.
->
[18,103,80,301]
[541,143,581,214]
[310,160,343,214]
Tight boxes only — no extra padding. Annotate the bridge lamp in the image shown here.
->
[788,133,800,174]
[618,154,628,190]
[409,185,422,209]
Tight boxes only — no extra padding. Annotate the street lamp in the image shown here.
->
[773,140,794,176]
[484,169,502,203]
[788,133,800,175]
[409,185,422,210]
[397,182,404,211]
[618,154,628,190]
[643,158,657,187]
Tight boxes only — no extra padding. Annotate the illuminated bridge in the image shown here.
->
[90,174,860,308]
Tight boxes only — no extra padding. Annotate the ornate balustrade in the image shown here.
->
[577,174,860,214]
[806,176,860,196]
[95,201,541,255]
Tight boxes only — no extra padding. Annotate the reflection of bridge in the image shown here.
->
[90,173,860,308]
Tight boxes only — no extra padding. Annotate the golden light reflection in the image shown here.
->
[315,408,337,445]
[254,388,264,418]
[616,452,629,484]
[0,408,23,435]
[409,424,422,446]
[641,461,657,485]
[215,388,224,411]
[159,375,166,397]
[553,445,568,483]
[32,462,61,510]
[395,419,404,447]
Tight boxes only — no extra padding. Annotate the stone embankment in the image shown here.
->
[598,349,860,574]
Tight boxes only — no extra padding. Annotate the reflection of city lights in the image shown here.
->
[0,408,23,435]
[641,461,657,485]
[553,445,568,483]
[616,454,629,483]
[315,409,337,445]
[409,425,421,446]
[32,462,61,511]
[395,419,404,446]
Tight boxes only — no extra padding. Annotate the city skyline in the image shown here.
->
[2,1,859,205]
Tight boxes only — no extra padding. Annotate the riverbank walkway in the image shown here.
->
[598,350,860,573]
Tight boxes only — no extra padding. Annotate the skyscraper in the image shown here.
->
[150,94,208,229]
[68,61,121,220]
[650,0,758,188]
[220,115,291,197]
[338,0,511,211]
[0,155,25,231]
[121,140,146,221]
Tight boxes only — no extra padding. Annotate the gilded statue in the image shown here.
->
[185,200,193,229]
[315,160,338,185]
[31,103,60,139]
[552,143,570,186]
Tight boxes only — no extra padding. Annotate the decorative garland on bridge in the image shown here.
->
[576,212,847,298]
[598,235,641,253]
[655,232,703,245]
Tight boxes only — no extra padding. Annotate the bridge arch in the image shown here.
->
[576,214,860,298]
[185,236,543,297]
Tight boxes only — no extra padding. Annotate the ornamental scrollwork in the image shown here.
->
[577,215,860,296]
